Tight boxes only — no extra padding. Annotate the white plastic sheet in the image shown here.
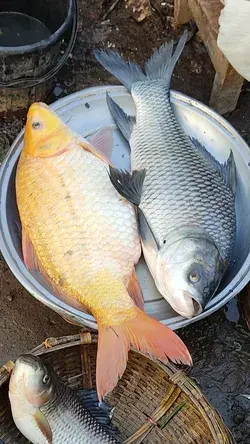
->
[218,0,250,80]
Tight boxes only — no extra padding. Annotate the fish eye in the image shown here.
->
[42,374,50,384]
[32,121,42,130]
[189,271,200,283]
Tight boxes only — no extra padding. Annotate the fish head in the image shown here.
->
[9,354,53,407]
[23,102,73,158]
[155,235,225,318]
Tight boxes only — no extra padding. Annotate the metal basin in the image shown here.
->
[1,85,250,331]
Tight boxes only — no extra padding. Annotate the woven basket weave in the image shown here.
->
[0,331,235,443]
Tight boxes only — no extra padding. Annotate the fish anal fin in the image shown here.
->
[127,268,144,310]
[109,167,146,206]
[38,261,90,314]
[96,308,192,401]
[22,227,38,271]
[21,229,90,315]
[106,93,135,141]
[34,410,52,444]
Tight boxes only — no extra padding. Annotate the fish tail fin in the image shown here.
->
[94,30,188,91]
[96,308,192,401]
[94,50,146,92]
[144,29,188,87]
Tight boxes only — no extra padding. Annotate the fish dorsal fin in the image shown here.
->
[34,410,52,444]
[109,167,146,206]
[77,127,113,166]
[190,137,237,195]
[77,388,118,434]
[222,150,237,196]
[106,93,135,141]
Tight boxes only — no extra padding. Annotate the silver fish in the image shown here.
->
[9,354,119,444]
[94,31,236,318]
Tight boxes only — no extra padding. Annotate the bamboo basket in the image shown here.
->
[0,331,235,443]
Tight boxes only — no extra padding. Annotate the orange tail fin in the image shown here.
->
[96,309,192,401]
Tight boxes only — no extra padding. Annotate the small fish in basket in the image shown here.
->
[15,102,191,401]
[9,354,120,443]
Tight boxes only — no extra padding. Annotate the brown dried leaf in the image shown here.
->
[125,0,152,22]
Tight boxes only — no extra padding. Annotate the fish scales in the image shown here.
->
[131,80,236,261]
[40,382,118,443]
[17,147,140,293]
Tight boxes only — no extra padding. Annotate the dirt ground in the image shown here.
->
[1,0,250,442]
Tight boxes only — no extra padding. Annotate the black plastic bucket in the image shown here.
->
[0,0,77,115]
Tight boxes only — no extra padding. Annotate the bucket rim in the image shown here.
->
[1,85,250,330]
[0,0,75,55]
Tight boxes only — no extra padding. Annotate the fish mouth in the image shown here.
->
[190,298,203,317]
[182,292,203,318]
[16,354,41,370]
[170,291,203,318]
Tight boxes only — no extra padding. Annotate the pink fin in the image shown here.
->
[127,268,144,310]
[78,127,113,166]
[38,261,91,315]
[96,308,192,401]
[22,227,38,271]
[89,127,113,160]
[21,228,90,314]
[34,410,52,444]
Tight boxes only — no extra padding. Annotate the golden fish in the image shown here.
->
[16,103,192,401]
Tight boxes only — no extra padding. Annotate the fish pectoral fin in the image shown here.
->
[109,167,146,206]
[190,137,237,195]
[138,208,160,252]
[106,93,135,141]
[34,410,52,444]
[77,389,118,434]
[77,129,113,166]
[88,126,113,161]
[220,150,237,196]
[127,268,144,310]
[22,227,38,271]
